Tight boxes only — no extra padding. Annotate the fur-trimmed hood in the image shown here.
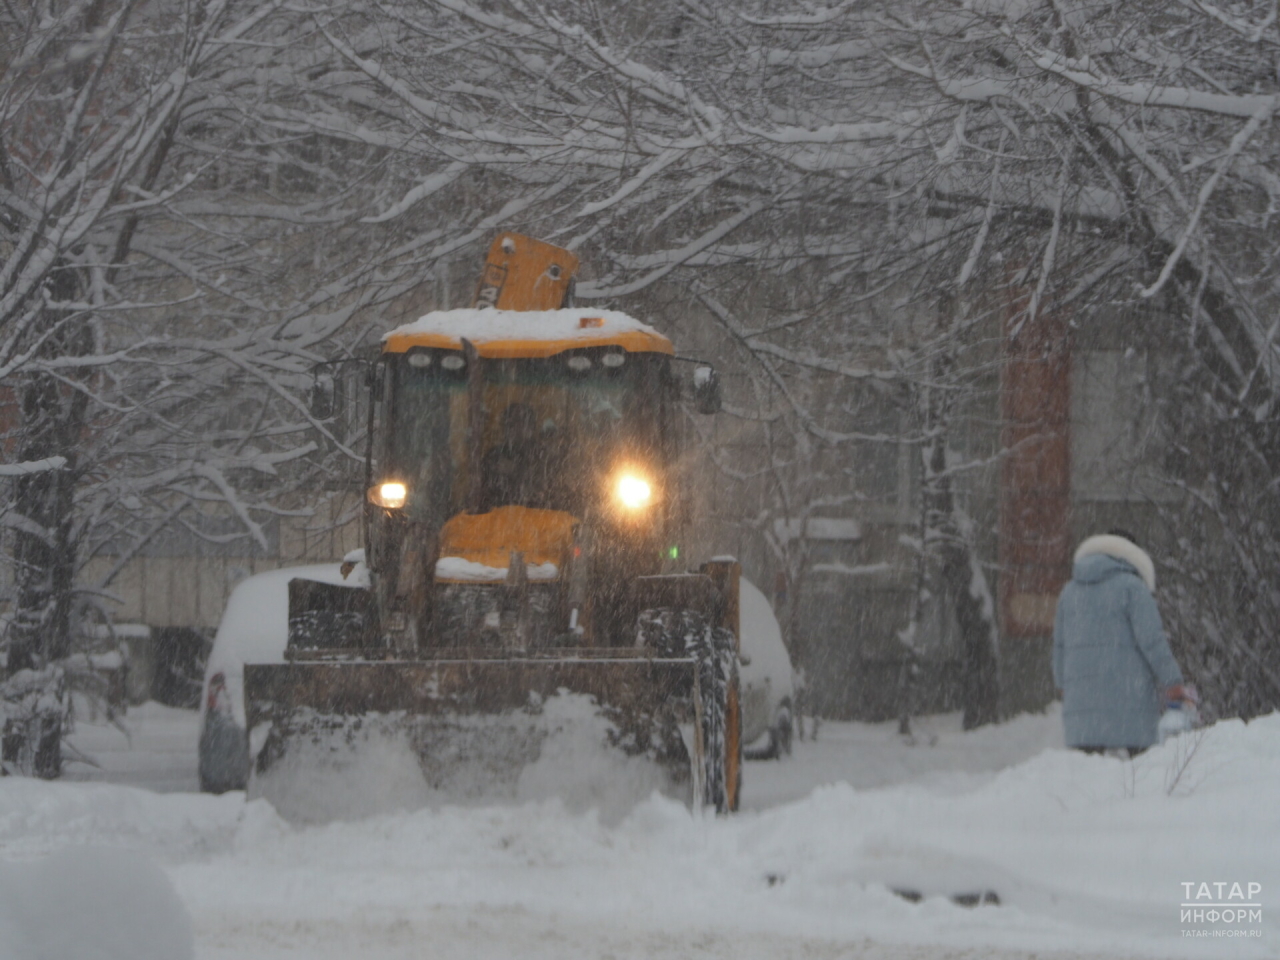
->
[1073,534,1155,591]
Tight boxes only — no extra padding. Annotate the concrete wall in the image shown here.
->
[82,496,362,631]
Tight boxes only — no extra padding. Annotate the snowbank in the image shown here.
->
[0,847,193,960]
[0,777,244,860]
[3,711,1278,959]
[63,701,202,794]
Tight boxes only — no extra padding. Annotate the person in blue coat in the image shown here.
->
[1052,531,1192,754]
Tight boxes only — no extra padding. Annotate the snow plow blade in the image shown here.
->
[243,654,710,822]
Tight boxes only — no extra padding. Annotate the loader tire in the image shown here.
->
[637,608,741,813]
[695,621,741,814]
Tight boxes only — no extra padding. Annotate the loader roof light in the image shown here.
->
[602,352,625,368]
[616,472,652,511]
[408,352,433,368]
[369,481,407,509]
[566,355,592,372]
[441,354,465,370]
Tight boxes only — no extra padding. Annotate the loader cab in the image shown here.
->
[365,308,693,649]
[377,345,680,530]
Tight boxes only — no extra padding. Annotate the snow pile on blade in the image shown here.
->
[514,693,682,823]
[250,717,442,825]
[250,692,684,824]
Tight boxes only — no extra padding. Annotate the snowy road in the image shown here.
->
[191,909,1119,960]
[63,701,202,794]
[5,705,1276,960]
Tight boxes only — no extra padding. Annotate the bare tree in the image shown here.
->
[0,0,405,774]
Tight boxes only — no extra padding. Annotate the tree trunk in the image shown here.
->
[3,270,89,778]
[920,318,1001,730]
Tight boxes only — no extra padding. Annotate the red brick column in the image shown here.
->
[999,302,1072,639]
[0,386,17,458]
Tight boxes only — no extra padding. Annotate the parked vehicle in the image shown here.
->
[738,578,796,760]
[198,564,350,793]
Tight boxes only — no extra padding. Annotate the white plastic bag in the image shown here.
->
[1158,702,1197,743]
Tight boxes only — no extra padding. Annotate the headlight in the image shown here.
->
[615,472,653,510]
[368,481,407,509]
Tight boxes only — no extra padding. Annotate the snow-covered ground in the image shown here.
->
[740,709,1066,810]
[62,701,202,794]
[2,704,1276,960]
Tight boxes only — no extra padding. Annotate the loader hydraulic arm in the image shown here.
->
[473,234,579,311]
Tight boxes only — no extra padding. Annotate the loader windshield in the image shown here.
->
[385,350,671,523]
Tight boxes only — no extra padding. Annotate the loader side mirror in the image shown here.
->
[692,365,721,414]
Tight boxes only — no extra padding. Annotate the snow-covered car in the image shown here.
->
[198,563,353,793]
[737,577,796,759]
[198,566,796,792]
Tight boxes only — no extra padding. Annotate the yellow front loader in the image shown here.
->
[243,234,742,819]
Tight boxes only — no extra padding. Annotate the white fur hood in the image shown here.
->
[1073,534,1155,591]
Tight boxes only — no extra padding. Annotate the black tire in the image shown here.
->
[198,716,249,793]
[637,607,741,813]
[693,622,738,812]
[775,697,794,757]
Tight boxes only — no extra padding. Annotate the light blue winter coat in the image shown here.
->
[1052,543,1183,749]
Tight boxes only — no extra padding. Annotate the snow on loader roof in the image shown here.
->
[382,307,675,358]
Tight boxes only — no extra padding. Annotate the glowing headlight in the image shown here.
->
[615,473,652,510]
[368,481,407,509]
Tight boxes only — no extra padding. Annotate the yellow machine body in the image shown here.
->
[243,235,741,820]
